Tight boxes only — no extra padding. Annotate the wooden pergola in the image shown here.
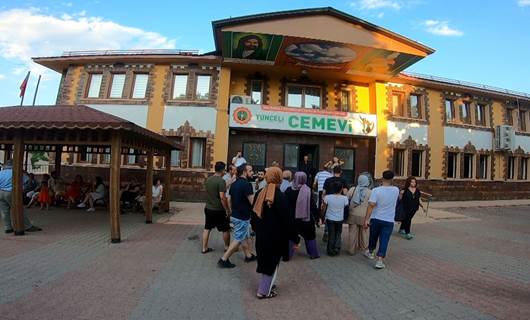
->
[0,105,180,243]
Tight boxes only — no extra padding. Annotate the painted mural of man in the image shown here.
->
[233,34,267,60]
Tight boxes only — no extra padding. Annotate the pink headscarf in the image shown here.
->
[292,172,311,222]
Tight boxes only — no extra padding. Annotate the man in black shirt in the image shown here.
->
[218,163,257,268]
[299,154,315,187]
[323,166,348,197]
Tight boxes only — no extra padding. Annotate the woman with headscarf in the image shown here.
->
[251,167,293,299]
[346,173,373,255]
[285,172,320,260]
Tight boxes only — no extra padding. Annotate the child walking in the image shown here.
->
[322,180,349,256]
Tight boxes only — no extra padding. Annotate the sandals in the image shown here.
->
[256,291,278,299]
[201,248,214,254]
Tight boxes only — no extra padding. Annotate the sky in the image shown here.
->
[1,0,529,106]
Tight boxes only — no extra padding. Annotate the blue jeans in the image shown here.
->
[368,218,394,257]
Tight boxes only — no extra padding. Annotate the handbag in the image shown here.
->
[343,204,350,223]
[394,199,405,222]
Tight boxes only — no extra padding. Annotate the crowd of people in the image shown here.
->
[204,152,425,299]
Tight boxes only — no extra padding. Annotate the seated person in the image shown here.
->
[66,174,85,209]
[49,171,66,204]
[137,178,164,211]
[77,177,106,212]
[120,178,142,209]
[23,173,38,204]
[26,174,51,208]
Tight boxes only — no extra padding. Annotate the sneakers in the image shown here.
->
[86,208,95,212]
[405,233,414,240]
[363,250,375,260]
[217,258,236,268]
[244,254,257,263]
[374,260,386,269]
[77,203,86,208]
[25,226,42,232]
[398,229,406,235]
[5,229,14,234]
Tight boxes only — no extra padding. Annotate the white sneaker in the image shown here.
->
[374,260,386,269]
[363,250,375,260]
[77,203,86,208]
[86,208,95,212]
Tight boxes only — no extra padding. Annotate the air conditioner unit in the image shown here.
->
[495,125,515,151]
[230,95,253,105]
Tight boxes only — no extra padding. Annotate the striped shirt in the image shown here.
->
[315,170,333,192]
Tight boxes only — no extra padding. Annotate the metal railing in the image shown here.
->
[62,49,200,56]
[401,72,530,99]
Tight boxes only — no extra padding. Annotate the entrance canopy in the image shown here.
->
[0,105,180,242]
[213,7,435,79]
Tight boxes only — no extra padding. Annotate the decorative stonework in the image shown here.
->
[244,73,270,105]
[386,84,429,124]
[333,83,358,112]
[163,64,219,107]
[387,136,431,179]
[441,91,493,130]
[162,121,215,171]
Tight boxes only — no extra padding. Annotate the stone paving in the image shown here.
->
[0,203,529,320]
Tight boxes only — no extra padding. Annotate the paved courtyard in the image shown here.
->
[0,203,529,320]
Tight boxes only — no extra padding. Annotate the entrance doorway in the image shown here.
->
[283,144,319,184]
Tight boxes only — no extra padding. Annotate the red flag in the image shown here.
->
[19,71,30,98]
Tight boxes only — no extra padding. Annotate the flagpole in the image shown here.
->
[32,75,41,106]
[20,71,30,106]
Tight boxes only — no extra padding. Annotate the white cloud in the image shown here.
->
[423,20,463,36]
[518,0,530,6]
[0,74,5,80]
[351,0,402,10]
[0,8,177,79]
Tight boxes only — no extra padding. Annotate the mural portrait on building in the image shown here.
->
[225,32,283,61]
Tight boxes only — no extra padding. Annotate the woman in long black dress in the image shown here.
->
[285,171,320,259]
[251,167,293,299]
[398,176,423,239]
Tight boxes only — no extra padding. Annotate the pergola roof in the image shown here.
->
[0,105,182,152]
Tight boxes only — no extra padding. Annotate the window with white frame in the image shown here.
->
[251,80,263,104]
[411,150,423,177]
[87,74,103,98]
[508,156,516,179]
[132,73,149,99]
[109,74,126,98]
[460,102,471,124]
[393,149,405,177]
[410,94,422,119]
[445,99,455,122]
[447,152,458,178]
[78,146,93,163]
[478,155,488,179]
[190,138,206,168]
[476,104,486,126]
[172,74,188,99]
[463,153,474,179]
[286,85,321,109]
[195,75,211,100]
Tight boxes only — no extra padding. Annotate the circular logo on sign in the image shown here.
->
[233,107,252,125]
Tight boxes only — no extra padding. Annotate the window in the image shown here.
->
[508,156,515,179]
[190,138,206,168]
[172,74,188,99]
[445,99,455,122]
[460,102,471,124]
[340,90,351,112]
[79,147,93,163]
[479,155,488,179]
[393,149,405,177]
[127,148,139,165]
[195,75,211,100]
[447,152,458,178]
[87,74,102,98]
[519,110,527,132]
[463,154,473,179]
[286,85,321,109]
[101,148,111,164]
[243,143,266,168]
[410,94,421,119]
[476,104,486,126]
[170,150,181,167]
[392,92,405,116]
[132,74,149,99]
[521,158,528,180]
[411,150,423,177]
[284,144,299,168]
[250,80,263,104]
[506,109,514,126]
[109,74,126,98]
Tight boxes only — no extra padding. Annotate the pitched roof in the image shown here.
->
[0,105,181,149]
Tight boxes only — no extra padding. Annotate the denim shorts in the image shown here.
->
[231,217,251,242]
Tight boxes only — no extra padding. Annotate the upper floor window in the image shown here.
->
[132,73,149,99]
[251,80,263,104]
[519,110,527,132]
[87,74,102,98]
[476,104,486,126]
[445,99,455,122]
[340,90,351,112]
[286,85,321,109]
[195,75,211,100]
[109,74,126,98]
[409,94,422,119]
[460,102,471,124]
[172,74,188,99]
[506,109,514,126]
[392,92,405,117]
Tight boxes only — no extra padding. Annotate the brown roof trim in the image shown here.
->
[395,73,530,103]
[212,7,435,55]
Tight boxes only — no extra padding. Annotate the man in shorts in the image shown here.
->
[202,161,231,254]
[218,163,257,268]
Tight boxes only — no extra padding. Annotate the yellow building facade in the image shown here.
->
[33,8,530,200]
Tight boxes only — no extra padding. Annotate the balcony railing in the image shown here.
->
[62,49,200,56]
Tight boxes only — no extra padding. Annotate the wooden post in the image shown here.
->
[164,151,171,212]
[54,145,62,176]
[109,132,121,243]
[12,136,25,236]
[145,151,153,224]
